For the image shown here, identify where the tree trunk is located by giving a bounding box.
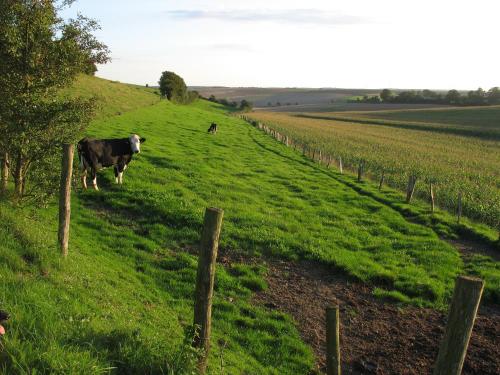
[14,153,26,198]
[1,152,8,194]
[406,175,417,203]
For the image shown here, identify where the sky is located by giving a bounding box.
[61,0,500,89]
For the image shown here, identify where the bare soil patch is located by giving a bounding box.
[251,259,500,375]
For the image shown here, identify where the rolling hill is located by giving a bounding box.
[1,76,498,374]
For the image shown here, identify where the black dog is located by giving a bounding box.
[208,123,218,134]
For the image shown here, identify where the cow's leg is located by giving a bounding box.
[118,163,126,184]
[91,168,99,191]
[81,169,88,190]
[114,165,119,184]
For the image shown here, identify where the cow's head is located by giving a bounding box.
[129,134,146,154]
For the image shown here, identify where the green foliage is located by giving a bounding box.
[380,89,393,102]
[376,87,500,106]
[239,99,253,112]
[0,0,109,202]
[158,71,197,104]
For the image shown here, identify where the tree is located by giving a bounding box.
[487,87,500,104]
[466,88,486,105]
[239,100,253,112]
[0,0,110,200]
[380,89,393,102]
[158,71,188,102]
[445,89,462,104]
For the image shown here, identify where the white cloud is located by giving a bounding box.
[167,9,368,26]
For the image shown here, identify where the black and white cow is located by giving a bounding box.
[207,122,218,134]
[77,134,146,190]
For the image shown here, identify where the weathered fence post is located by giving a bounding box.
[339,157,343,174]
[326,306,341,375]
[193,207,224,374]
[357,161,364,182]
[378,170,385,191]
[433,276,484,375]
[58,144,74,257]
[1,152,8,195]
[457,191,462,224]
[406,175,417,203]
[429,182,435,212]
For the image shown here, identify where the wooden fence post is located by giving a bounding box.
[58,144,74,257]
[457,191,462,224]
[357,161,364,182]
[429,182,435,212]
[378,170,385,191]
[406,175,417,203]
[326,306,341,375]
[339,157,343,174]
[433,276,484,375]
[193,207,224,374]
[1,152,8,195]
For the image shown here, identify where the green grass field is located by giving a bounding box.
[1,77,499,373]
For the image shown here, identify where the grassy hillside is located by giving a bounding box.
[248,110,500,228]
[62,74,160,118]
[1,77,499,373]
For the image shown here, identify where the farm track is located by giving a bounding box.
[251,259,500,375]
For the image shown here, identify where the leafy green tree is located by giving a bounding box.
[239,100,253,112]
[487,87,500,104]
[466,88,486,105]
[0,0,110,200]
[380,89,393,102]
[158,71,188,102]
[445,89,462,104]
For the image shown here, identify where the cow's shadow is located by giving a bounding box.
[77,175,202,248]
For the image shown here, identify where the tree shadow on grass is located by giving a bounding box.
[64,328,180,374]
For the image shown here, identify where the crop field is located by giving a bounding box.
[258,102,451,113]
[190,86,380,107]
[247,109,500,229]
[350,105,500,131]
[1,77,499,373]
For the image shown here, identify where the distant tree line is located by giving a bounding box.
[206,95,253,112]
[267,102,299,107]
[158,71,199,104]
[352,87,500,106]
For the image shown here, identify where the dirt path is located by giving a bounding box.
[252,259,500,375]
[448,238,500,262]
